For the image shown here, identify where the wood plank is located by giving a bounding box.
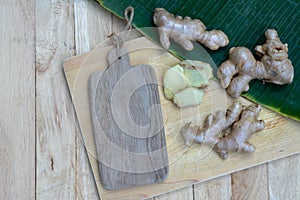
[231,164,269,200]
[268,154,300,199]
[74,1,110,199]
[0,1,35,199]
[76,137,99,200]
[36,1,77,199]
[74,0,113,55]
[154,186,193,200]
[63,36,300,199]
[194,176,231,200]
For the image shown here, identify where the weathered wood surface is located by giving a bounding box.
[194,175,232,200]
[268,154,300,199]
[0,1,35,199]
[36,1,77,199]
[154,186,193,200]
[74,1,115,199]
[231,164,269,200]
[1,0,300,199]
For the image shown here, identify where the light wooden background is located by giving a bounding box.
[1,0,299,199]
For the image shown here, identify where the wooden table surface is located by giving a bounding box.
[1,1,299,199]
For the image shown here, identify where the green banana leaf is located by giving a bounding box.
[97,0,300,121]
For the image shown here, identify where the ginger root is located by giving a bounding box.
[181,101,243,146]
[181,102,265,159]
[214,104,265,159]
[153,8,229,51]
[164,60,212,108]
[217,29,294,98]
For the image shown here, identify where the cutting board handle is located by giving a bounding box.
[107,48,130,68]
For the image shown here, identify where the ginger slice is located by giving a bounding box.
[163,60,212,108]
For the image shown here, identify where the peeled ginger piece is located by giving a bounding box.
[163,60,212,108]
[163,65,187,100]
[173,87,204,107]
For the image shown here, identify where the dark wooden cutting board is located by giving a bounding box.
[88,48,168,189]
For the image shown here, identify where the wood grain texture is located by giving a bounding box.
[231,164,269,200]
[194,176,232,200]
[74,1,111,199]
[36,1,77,199]
[268,155,300,199]
[76,138,99,200]
[154,186,193,200]
[0,1,35,199]
[74,0,113,55]
[89,48,168,189]
[63,35,300,199]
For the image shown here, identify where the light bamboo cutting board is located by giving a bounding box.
[63,36,300,200]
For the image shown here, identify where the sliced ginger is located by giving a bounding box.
[164,65,186,100]
[163,60,212,108]
[173,87,204,108]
